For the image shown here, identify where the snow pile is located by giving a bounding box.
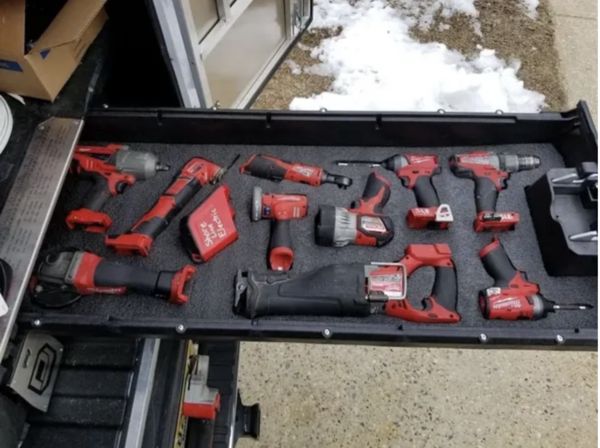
[520,0,539,19]
[290,0,545,113]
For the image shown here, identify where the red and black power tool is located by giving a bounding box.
[449,151,541,232]
[31,250,196,307]
[106,156,237,256]
[251,187,308,271]
[479,238,593,320]
[240,154,352,188]
[315,172,394,247]
[235,243,460,323]
[66,144,170,233]
[335,154,453,229]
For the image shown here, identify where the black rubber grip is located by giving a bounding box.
[361,173,390,213]
[270,220,293,254]
[431,266,458,312]
[238,264,371,318]
[474,177,499,212]
[413,176,440,207]
[481,242,518,287]
[244,155,287,181]
[94,260,176,298]
[83,174,114,211]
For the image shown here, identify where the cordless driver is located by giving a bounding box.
[479,238,593,320]
[335,154,453,229]
[66,144,169,233]
[31,250,196,307]
[252,187,308,271]
[316,172,394,247]
[241,154,352,188]
[449,151,541,232]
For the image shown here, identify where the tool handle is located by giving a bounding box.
[241,154,288,182]
[431,266,458,314]
[474,176,499,212]
[479,239,518,287]
[355,172,390,214]
[82,173,116,211]
[268,220,294,271]
[236,265,371,318]
[413,176,440,207]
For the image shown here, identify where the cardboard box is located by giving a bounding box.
[0,0,107,101]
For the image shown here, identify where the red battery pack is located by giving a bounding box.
[180,185,238,263]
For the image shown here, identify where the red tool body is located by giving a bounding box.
[32,250,196,307]
[479,238,592,320]
[180,185,238,263]
[66,144,169,233]
[252,187,308,271]
[335,154,453,229]
[241,154,352,188]
[316,172,394,247]
[235,244,460,323]
[449,151,540,232]
[106,157,228,256]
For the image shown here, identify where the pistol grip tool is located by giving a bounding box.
[479,238,593,320]
[240,154,352,188]
[235,244,460,323]
[449,151,541,232]
[316,171,394,247]
[334,154,453,229]
[106,156,237,256]
[66,144,169,233]
[31,250,196,307]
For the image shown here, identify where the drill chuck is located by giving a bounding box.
[497,154,541,173]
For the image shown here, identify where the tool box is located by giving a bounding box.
[10,104,597,349]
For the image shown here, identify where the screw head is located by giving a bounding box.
[555,334,565,344]
[319,107,328,113]
[176,324,185,334]
[322,328,332,339]
[32,319,41,328]
[479,333,488,343]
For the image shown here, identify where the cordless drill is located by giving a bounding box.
[31,250,196,307]
[316,172,394,247]
[335,154,453,229]
[106,156,237,256]
[252,187,308,271]
[479,238,592,320]
[449,151,541,232]
[241,154,352,188]
[66,144,169,233]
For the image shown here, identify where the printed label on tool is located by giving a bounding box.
[360,216,387,233]
[199,208,229,247]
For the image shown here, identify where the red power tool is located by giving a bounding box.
[316,172,394,247]
[66,144,169,233]
[235,244,460,323]
[334,154,453,229]
[479,238,593,320]
[449,151,541,232]
[31,250,196,307]
[251,187,308,271]
[240,154,352,188]
[106,156,238,256]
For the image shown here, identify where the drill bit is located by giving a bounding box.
[334,159,384,167]
[552,303,594,311]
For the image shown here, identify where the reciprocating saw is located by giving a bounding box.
[66,144,169,233]
[449,151,541,232]
[335,154,453,229]
[235,244,460,323]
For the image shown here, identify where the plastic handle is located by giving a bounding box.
[94,259,162,294]
[243,155,287,182]
[269,220,294,271]
[358,172,391,214]
[480,240,518,287]
[83,173,115,211]
[430,266,458,314]
[474,177,499,212]
[413,176,440,207]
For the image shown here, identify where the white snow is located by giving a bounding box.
[519,0,539,19]
[285,60,302,75]
[290,0,546,113]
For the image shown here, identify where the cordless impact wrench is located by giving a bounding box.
[235,244,460,323]
[106,156,237,256]
[66,144,169,233]
[479,238,593,320]
[31,250,196,307]
[334,154,453,229]
[449,151,541,232]
[252,187,308,271]
[316,172,394,247]
[240,154,352,188]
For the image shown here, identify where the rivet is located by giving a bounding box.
[322,328,332,339]
[32,319,41,328]
[555,334,565,344]
[176,324,186,334]
[479,333,488,343]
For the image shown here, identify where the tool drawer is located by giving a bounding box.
[17,106,598,348]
